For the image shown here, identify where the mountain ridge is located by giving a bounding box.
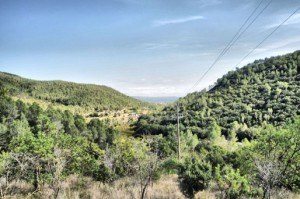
[0,72,150,111]
[135,50,300,140]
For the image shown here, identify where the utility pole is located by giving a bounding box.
[175,102,183,161]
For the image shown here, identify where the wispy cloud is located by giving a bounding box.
[252,35,300,52]
[265,13,300,29]
[234,36,300,68]
[142,43,179,50]
[153,15,205,26]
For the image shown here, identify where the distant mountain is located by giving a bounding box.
[135,50,300,140]
[133,96,179,104]
[0,72,149,111]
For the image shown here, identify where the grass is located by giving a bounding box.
[1,175,184,199]
[2,175,300,199]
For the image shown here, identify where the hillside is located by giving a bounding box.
[1,53,300,199]
[0,72,150,112]
[135,50,300,140]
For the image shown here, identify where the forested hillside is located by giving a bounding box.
[135,50,300,140]
[1,52,300,199]
[0,72,149,111]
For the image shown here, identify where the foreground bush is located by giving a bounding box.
[178,155,212,198]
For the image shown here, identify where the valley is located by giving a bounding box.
[1,51,300,198]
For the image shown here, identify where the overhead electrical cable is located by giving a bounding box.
[188,0,271,93]
[225,0,273,55]
[234,6,300,68]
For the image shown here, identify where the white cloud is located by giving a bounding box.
[230,35,300,69]
[185,52,212,57]
[285,13,300,25]
[265,13,300,29]
[253,36,300,52]
[153,15,205,26]
[142,43,178,50]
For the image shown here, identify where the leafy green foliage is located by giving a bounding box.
[178,155,212,198]
[0,124,8,151]
[251,121,300,196]
[88,119,118,149]
[135,50,300,141]
[0,72,150,111]
[0,94,117,189]
[1,51,300,198]
[215,165,251,199]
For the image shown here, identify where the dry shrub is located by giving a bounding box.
[2,175,300,199]
[194,190,216,199]
[0,179,34,197]
[51,174,185,199]
[145,174,185,199]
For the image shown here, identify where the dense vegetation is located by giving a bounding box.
[1,51,300,198]
[135,50,300,141]
[0,91,163,198]
[1,88,299,198]
[0,72,149,111]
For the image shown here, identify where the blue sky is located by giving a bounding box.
[1,0,300,97]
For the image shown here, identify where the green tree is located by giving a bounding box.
[26,102,43,133]
[178,155,212,198]
[0,97,17,123]
[8,131,55,189]
[134,136,161,199]
[61,110,78,135]
[215,165,251,199]
[88,119,107,149]
[0,124,8,151]
[207,121,222,143]
[74,114,88,137]
[252,121,300,198]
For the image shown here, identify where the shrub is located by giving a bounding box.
[178,155,212,198]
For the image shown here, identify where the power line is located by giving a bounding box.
[202,0,273,91]
[188,0,270,93]
[234,6,300,68]
[212,0,271,69]
[225,0,273,55]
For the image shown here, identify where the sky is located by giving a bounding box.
[0,0,300,97]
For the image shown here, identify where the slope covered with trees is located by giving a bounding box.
[1,51,300,198]
[0,91,163,198]
[135,50,300,140]
[0,72,149,111]
[1,84,300,198]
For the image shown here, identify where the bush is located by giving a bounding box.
[160,158,179,174]
[178,155,212,198]
[215,165,251,199]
